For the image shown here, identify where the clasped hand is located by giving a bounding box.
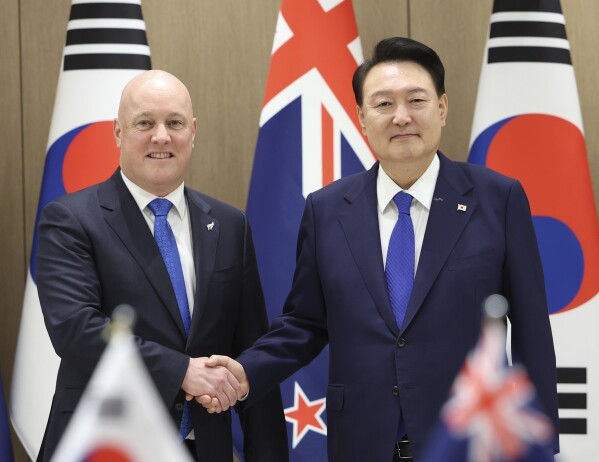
[182,356,248,414]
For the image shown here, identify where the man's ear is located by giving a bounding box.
[439,94,448,127]
[113,118,122,148]
[356,105,366,135]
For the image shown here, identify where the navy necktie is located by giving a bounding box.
[148,198,192,440]
[385,191,414,330]
[385,191,414,441]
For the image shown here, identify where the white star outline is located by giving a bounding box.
[284,381,327,448]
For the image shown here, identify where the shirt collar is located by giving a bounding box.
[120,170,187,220]
[377,153,440,213]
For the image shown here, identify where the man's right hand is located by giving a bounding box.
[197,355,249,413]
[181,357,241,412]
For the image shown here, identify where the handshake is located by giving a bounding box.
[181,355,248,414]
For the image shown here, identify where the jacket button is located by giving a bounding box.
[397,337,406,347]
[392,386,400,396]
[175,402,184,411]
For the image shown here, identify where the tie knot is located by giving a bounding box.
[148,198,173,217]
[393,191,412,215]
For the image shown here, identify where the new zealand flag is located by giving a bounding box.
[241,0,375,459]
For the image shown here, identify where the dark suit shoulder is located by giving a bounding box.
[464,161,516,184]
[43,182,104,217]
[310,164,377,202]
[438,153,523,204]
[443,154,517,187]
[185,188,247,223]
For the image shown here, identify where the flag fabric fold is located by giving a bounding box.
[10,1,151,458]
[468,1,599,459]
[50,321,192,462]
[242,0,374,459]
[420,320,555,462]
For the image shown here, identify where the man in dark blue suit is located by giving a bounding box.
[205,37,559,461]
[36,70,288,462]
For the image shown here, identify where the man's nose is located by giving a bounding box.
[392,105,411,125]
[152,123,170,143]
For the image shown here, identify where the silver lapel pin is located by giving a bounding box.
[206,222,214,231]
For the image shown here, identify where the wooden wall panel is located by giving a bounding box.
[0,0,26,459]
[562,0,599,213]
[21,0,71,263]
[0,0,24,371]
[355,0,409,62]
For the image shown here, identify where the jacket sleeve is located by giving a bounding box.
[503,180,560,453]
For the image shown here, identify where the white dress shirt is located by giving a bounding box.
[121,171,196,316]
[377,154,440,274]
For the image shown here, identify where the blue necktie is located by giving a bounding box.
[148,198,192,440]
[385,191,415,329]
[385,191,414,441]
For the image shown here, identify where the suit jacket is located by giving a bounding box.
[238,153,559,461]
[36,170,288,462]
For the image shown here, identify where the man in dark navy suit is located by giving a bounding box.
[204,37,559,461]
[36,70,288,462]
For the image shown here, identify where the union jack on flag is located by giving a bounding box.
[420,321,554,462]
[241,0,374,459]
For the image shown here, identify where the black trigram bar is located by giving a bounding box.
[559,418,587,434]
[488,46,571,64]
[493,0,562,14]
[66,28,148,46]
[70,3,143,20]
[557,368,587,434]
[558,393,587,409]
[490,21,567,39]
[557,367,586,384]
[64,53,151,71]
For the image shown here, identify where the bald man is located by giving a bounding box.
[36,70,288,462]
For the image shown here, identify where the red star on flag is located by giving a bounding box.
[284,381,327,448]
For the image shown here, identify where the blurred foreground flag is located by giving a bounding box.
[0,372,14,462]
[420,305,554,462]
[468,1,599,458]
[244,0,374,459]
[51,310,192,462]
[10,1,151,458]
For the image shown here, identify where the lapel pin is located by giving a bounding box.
[433,197,443,202]
[457,204,467,212]
[207,222,214,231]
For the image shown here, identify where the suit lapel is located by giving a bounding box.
[401,153,477,331]
[186,189,218,340]
[99,170,187,338]
[338,163,400,336]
